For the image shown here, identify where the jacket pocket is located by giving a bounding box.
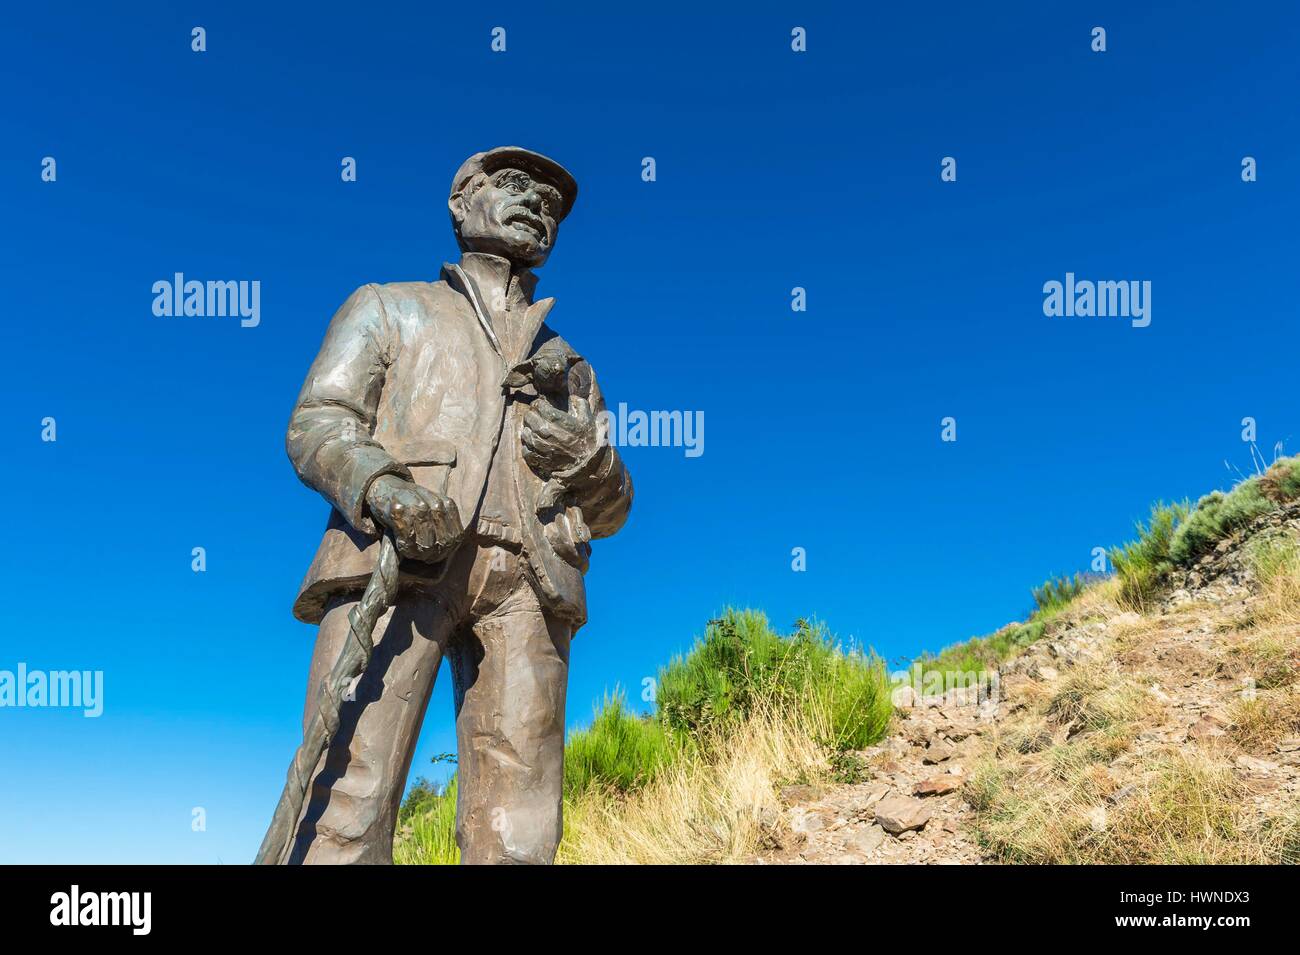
[393,436,458,496]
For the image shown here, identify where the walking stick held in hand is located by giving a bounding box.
[254,531,401,864]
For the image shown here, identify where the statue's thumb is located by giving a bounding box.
[570,395,593,425]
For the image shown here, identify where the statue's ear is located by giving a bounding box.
[448,191,467,225]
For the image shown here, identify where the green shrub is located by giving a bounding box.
[1258,455,1300,503]
[400,777,445,823]
[656,611,893,750]
[1169,481,1277,565]
[1109,500,1189,611]
[1031,573,1089,620]
[563,692,678,796]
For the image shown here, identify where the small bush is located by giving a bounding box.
[563,692,678,796]
[1031,573,1089,619]
[828,748,869,783]
[656,611,892,751]
[399,770,454,823]
[1257,455,1300,503]
[1169,481,1276,566]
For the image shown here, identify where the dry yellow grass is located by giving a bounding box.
[1229,691,1300,752]
[1067,576,1123,622]
[966,539,1300,865]
[556,701,832,865]
[1226,541,1300,692]
[971,737,1297,863]
[1099,751,1279,864]
[1044,664,1162,735]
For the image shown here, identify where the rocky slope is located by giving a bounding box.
[762,501,1300,865]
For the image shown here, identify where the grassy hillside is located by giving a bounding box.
[942,455,1300,863]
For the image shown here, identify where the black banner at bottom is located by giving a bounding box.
[0,864,1283,940]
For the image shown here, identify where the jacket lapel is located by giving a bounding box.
[443,262,502,357]
[519,298,555,361]
[444,261,556,367]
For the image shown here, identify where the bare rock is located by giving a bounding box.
[792,809,829,834]
[923,738,956,764]
[1235,755,1279,775]
[914,774,965,797]
[1188,715,1227,742]
[859,783,891,809]
[846,825,888,855]
[873,795,933,835]
[779,784,823,806]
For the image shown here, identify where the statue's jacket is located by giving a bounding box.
[286,252,632,628]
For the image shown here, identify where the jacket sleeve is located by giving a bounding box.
[285,284,411,535]
[561,362,633,539]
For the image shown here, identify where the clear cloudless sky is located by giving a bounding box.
[2,2,1297,862]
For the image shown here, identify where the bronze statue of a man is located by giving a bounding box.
[273,147,632,864]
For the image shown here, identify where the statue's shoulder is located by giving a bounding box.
[365,278,451,297]
[362,279,459,316]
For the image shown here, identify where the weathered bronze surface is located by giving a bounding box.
[259,147,632,864]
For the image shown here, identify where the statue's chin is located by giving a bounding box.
[463,234,548,268]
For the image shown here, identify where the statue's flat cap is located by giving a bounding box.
[451,147,578,221]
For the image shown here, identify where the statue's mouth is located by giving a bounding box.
[504,209,545,239]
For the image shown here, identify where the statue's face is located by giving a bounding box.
[453,168,563,267]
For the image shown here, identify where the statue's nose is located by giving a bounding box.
[520,188,545,212]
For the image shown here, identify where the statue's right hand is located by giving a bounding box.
[364,475,465,563]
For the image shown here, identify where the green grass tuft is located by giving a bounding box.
[1109,500,1189,611]
[394,776,459,865]
[918,620,1046,679]
[1032,573,1088,618]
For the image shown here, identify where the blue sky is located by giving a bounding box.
[2,2,1297,862]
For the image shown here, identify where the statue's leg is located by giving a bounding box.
[449,571,572,864]
[287,592,455,864]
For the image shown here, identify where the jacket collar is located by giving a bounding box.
[454,252,538,310]
[442,253,552,363]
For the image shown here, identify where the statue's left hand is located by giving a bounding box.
[522,399,599,477]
